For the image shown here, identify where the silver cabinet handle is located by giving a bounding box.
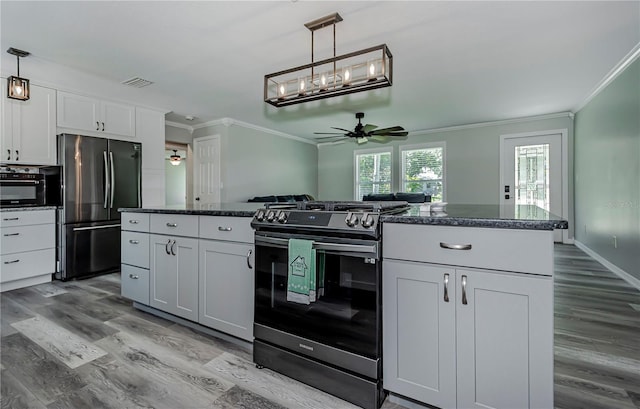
[165,239,171,255]
[101,122,105,132]
[6,149,10,161]
[96,121,100,131]
[4,259,20,264]
[461,275,468,305]
[15,150,18,161]
[247,249,253,269]
[129,273,139,279]
[3,232,20,236]
[166,223,177,228]
[129,239,139,244]
[129,220,139,224]
[3,217,19,221]
[170,240,177,256]
[444,273,450,302]
[218,226,232,232]
[440,242,472,251]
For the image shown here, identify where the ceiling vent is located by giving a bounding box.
[121,77,154,88]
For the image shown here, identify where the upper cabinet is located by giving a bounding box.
[1,79,57,165]
[57,91,135,137]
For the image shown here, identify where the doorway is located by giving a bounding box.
[193,135,221,204]
[165,142,188,206]
[500,130,568,243]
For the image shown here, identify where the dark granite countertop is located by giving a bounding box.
[118,203,264,217]
[0,206,58,212]
[381,204,569,230]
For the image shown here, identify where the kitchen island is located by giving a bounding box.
[120,202,567,409]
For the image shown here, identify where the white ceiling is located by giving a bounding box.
[1,1,638,141]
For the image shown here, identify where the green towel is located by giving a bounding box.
[287,238,315,304]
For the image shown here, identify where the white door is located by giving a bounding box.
[193,135,221,204]
[501,132,565,242]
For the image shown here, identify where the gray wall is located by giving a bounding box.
[165,125,193,144]
[193,124,318,203]
[574,58,640,280]
[318,115,573,205]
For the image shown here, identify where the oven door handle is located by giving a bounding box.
[255,235,377,255]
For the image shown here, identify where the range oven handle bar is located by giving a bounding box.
[255,235,377,255]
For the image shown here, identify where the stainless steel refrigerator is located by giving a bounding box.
[57,133,141,280]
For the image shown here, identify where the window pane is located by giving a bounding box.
[355,151,391,200]
[514,144,549,211]
[401,146,444,201]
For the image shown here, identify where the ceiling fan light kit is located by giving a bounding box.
[6,47,31,101]
[169,150,182,166]
[264,13,393,107]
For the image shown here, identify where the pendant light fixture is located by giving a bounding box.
[169,150,182,166]
[6,47,31,101]
[264,13,393,107]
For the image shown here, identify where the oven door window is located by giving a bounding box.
[255,244,380,359]
[1,184,38,201]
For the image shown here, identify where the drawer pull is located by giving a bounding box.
[443,273,450,302]
[165,239,171,255]
[218,226,232,232]
[166,223,178,228]
[3,217,19,221]
[129,239,139,244]
[440,242,472,251]
[3,233,20,237]
[4,259,20,264]
[129,274,139,279]
[247,249,253,269]
[461,275,468,305]
[170,240,177,256]
[129,220,139,224]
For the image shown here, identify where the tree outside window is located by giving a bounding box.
[355,149,391,200]
[401,144,445,202]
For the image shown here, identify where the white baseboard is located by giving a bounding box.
[573,240,640,291]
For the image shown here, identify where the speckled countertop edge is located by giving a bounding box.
[118,207,256,217]
[0,206,58,212]
[380,214,568,230]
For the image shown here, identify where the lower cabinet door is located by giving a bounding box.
[121,264,149,304]
[382,259,457,408]
[455,269,553,409]
[198,240,254,341]
[149,234,198,321]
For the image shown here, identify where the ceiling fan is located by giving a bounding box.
[314,112,408,144]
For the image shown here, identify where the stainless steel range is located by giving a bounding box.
[251,201,409,409]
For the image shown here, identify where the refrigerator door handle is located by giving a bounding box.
[103,151,110,209]
[109,151,115,208]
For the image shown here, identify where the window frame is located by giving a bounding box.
[399,142,446,202]
[353,147,393,201]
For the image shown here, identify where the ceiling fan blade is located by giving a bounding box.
[363,124,378,133]
[369,126,404,135]
[383,131,409,137]
[315,135,345,139]
[314,132,345,135]
[331,127,353,133]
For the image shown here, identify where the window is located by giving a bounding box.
[354,148,392,200]
[401,143,445,202]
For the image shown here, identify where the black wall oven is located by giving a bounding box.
[252,201,409,409]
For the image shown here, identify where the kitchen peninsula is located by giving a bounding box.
[119,202,567,409]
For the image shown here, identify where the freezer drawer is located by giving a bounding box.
[60,222,121,280]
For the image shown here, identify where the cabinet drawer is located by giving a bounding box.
[150,214,198,237]
[1,224,55,255]
[121,264,149,304]
[121,231,149,268]
[1,248,55,283]
[121,212,150,232]
[1,209,55,228]
[383,224,553,275]
[199,216,253,243]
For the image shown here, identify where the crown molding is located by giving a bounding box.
[409,112,574,136]
[574,43,640,113]
[165,121,194,134]
[191,117,316,145]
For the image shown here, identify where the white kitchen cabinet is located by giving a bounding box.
[149,234,198,321]
[382,224,554,409]
[0,209,55,291]
[198,215,255,341]
[199,240,254,341]
[1,79,57,165]
[57,91,135,137]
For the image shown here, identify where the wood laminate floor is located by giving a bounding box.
[1,244,639,409]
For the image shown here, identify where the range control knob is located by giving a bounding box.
[266,210,276,222]
[255,210,265,222]
[345,211,359,227]
[277,211,288,223]
[361,213,374,228]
